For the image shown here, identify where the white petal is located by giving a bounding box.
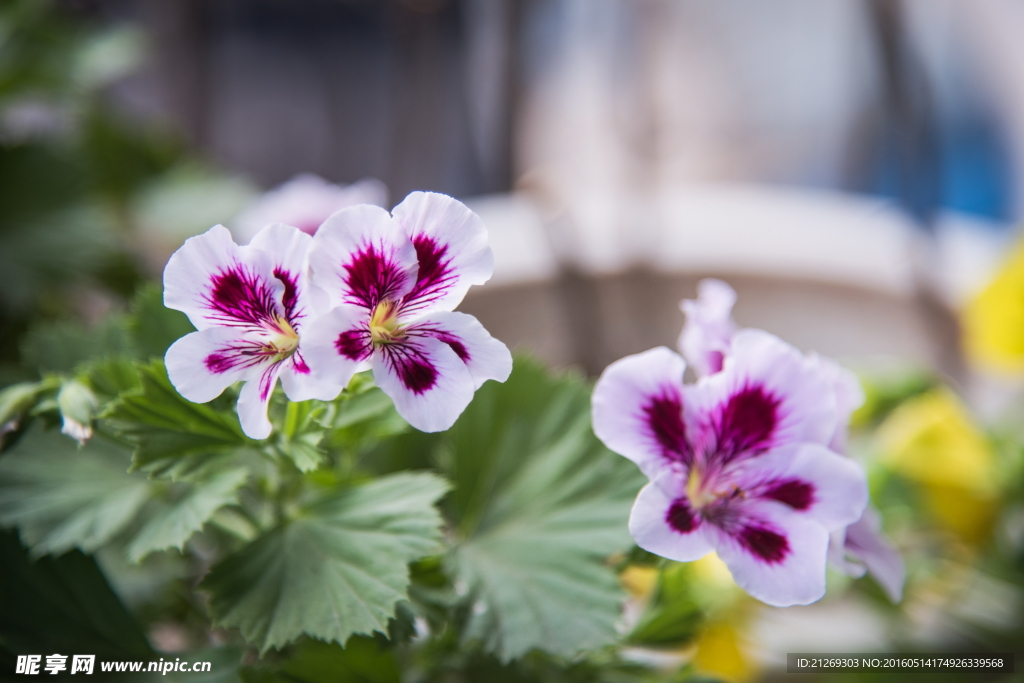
[371,335,474,433]
[236,364,282,440]
[165,328,261,403]
[309,204,418,312]
[808,353,865,453]
[843,507,905,603]
[711,500,830,607]
[409,311,511,389]
[391,192,493,316]
[678,278,737,377]
[592,347,691,478]
[628,472,715,562]
[248,222,325,325]
[298,305,369,395]
[686,329,837,463]
[734,442,869,532]
[279,352,344,402]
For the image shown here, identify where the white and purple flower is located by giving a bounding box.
[299,192,512,433]
[630,278,904,603]
[593,331,869,606]
[163,224,340,439]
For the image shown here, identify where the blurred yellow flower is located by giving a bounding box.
[693,620,758,683]
[963,237,1024,372]
[876,388,998,543]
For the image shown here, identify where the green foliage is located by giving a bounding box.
[126,467,249,563]
[0,425,150,555]
[202,472,450,653]
[627,564,703,647]
[0,530,153,660]
[376,358,646,662]
[244,638,401,683]
[103,360,250,475]
[129,284,195,360]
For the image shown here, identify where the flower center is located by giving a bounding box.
[369,300,404,344]
[686,467,742,510]
[263,315,299,357]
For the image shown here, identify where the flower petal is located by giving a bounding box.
[236,363,283,440]
[592,347,692,478]
[808,353,865,453]
[278,352,343,402]
[735,443,868,532]
[371,334,474,432]
[310,204,418,312]
[164,225,284,332]
[628,472,715,562]
[711,500,830,606]
[687,329,837,464]
[839,507,905,603]
[391,192,493,316]
[678,278,738,377]
[248,223,321,329]
[298,304,369,395]
[165,328,264,403]
[410,311,512,389]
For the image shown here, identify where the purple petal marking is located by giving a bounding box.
[335,328,372,361]
[258,363,279,402]
[205,265,279,327]
[400,235,456,315]
[666,498,698,533]
[764,479,815,511]
[738,524,790,564]
[343,245,410,311]
[205,352,240,374]
[717,384,780,460]
[273,267,302,326]
[430,330,470,362]
[291,351,311,375]
[643,391,691,465]
[381,343,438,394]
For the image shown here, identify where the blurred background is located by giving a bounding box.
[2,0,1024,681]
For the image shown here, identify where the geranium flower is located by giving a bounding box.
[679,278,904,601]
[592,331,868,606]
[302,192,512,432]
[678,278,738,377]
[231,174,388,243]
[164,224,339,439]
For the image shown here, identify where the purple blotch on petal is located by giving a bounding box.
[343,245,408,310]
[273,267,301,325]
[666,498,698,533]
[764,479,815,511]
[738,525,790,564]
[205,353,238,374]
[336,329,372,361]
[291,351,311,375]
[206,266,279,327]
[401,235,456,314]
[643,391,691,464]
[717,384,780,460]
[382,344,438,394]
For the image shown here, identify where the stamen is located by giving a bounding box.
[369,300,404,344]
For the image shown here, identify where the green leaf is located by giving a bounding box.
[126,467,249,563]
[626,564,703,647]
[0,530,154,659]
[245,637,400,683]
[202,472,449,653]
[103,360,249,474]
[378,358,645,661]
[128,283,195,360]
[0,425,151,555]
[84,356,142,401]
[0,378,57,440]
